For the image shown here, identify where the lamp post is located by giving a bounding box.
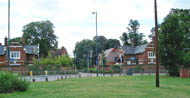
[154,0,159,87]
[92,11,98,77]
[8,0,11,71]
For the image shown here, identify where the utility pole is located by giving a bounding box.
[154,0,160,87]
[8,0,11,71]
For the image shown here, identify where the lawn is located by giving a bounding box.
[0,75,190,98]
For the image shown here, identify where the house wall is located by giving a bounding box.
[2,46,26,66]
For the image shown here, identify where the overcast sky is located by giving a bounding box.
[0,0,189,57]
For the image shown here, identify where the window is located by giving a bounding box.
[148,52,155,58]
[127,61,131,65]
[10,51,20,59]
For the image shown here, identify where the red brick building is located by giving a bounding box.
[98,41,155,66]
[122,41,155,65]
[0,37,39,71]
[50,46,68,58]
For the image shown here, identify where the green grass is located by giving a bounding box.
[1,76,190,98]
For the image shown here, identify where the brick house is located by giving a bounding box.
[98,48,124,66]
[0,37,39,71]
[50,46,68,58]
[122,41,155,65]
[98,41,155,66]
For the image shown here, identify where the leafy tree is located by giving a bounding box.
[148,24,160,40]
[22,20,57,57]
[10,37,22,44]
[105,39,120,49]
[120,19,147,46]
[159,9,189,76]
[74,39,96,69]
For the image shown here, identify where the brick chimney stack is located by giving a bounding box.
[5,37,8,46]
[22,37,25,46]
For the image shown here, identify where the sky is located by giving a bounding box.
[0,0,190,57]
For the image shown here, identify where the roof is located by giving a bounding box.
[24,45,39,55]
[50,47,68,58]
[104,48,114,57]
[122,44,148,54]
[0,46,5,55]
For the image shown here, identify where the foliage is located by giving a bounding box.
[0,71,29,93]
[134,66,142,73]
[159,9,190,76]
[74,37,120,69]
[112,64,120,72]
[120,19,147,46]
[183,52,190,68]
[30,53,73,72]
[22,20,57,57]
[10,37,22,44]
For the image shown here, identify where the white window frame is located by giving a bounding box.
[10,51,21,59]
[148,52,155,58]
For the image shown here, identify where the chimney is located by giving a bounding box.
[5,37,8,46]
[22,37,25,45]
[0,43,1,46]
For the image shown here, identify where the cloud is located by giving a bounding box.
[0,0,190,56]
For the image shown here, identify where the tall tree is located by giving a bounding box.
[120,19,147,46]
[105,39,120,49]
[10,37,22,44]
[22,20,57,57]
[159,9,190,76]
[73,39,96,69]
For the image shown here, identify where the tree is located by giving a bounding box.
[22,20,57,57]
[105,39,120,49]
[10,37,22,44]
[148,24,160,40]
[120,19,147,46]
[74,39,96,69]
[159,9,190,76]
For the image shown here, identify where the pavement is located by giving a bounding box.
[23,72,167,82]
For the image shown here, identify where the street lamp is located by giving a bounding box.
[92,11,99,77]
[8,0,11,71]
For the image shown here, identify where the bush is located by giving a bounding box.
[112,64,120,72]
[0,71,29,93]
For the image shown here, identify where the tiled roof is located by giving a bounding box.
[122,44,148,54]
[104,48,113,57]
[0,46,5,55]
[24,45,39,55]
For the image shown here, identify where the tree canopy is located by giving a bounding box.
[22,20,57,57]
[74,36,120,69]
[120,19,147,46]
[159,9,190,76]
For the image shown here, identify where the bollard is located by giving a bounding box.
[61,76,63,80]
[103,73,105,77]
[57,77,60,81]
[65,75,67,79]
[79,74,81,78]
[45,77,48,82]
[32,78,35,82]
[111,73,113,77]
[30,71,33,77]
[69,75,71,78]
[90,73,92,77]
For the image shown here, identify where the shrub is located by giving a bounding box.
[112,64,120,72]
[0,71,29,93]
